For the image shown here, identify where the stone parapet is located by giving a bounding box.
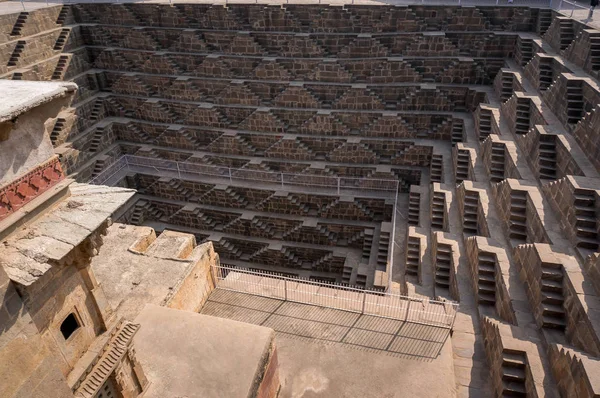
[584,253,600,297]
[481,315,558,398]
[548,343,600,398]
[514,243,600,356]
[573,104,600,175]
[542,175,600,256]
[514,124,589,181]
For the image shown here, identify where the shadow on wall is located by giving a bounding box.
[0,97,70,186]
[0,279,25,338]
[201,288,451,361]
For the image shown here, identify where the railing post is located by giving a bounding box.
[281,173,284,188]
[284,279,288,301]
[209,265,217,290]
[361,290,367,314]
[337,177,340,194]
[404,298,412,322]
[228,167,232,183]
[449,304,457,332]
[176,162,181,179]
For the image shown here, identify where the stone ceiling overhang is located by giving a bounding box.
[0,80,77,124]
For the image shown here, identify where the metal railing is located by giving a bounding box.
[558,0,593,18]
[91,154,400,286]
[90,154,399,194]
[89,156,128,185]
[212,264,459,329]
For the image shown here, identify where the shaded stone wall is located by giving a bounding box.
[0,266,73,398]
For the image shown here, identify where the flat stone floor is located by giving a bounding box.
[201,288,456,397]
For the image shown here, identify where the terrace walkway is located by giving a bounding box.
[201,288,457,397]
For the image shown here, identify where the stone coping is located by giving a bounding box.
[0,183,135,286]
[0,80,77,123]
[132,304,275,398]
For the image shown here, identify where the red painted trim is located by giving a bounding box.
[0,156,64,221]
[257,347,280,398]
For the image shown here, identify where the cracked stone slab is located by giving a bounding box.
[0,246,52,286]
[0,184,135,286]
[11,235,73,262]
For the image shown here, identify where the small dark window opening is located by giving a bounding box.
[60,313,80,340]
